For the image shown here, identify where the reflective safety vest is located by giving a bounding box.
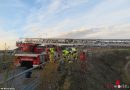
[73,53,77,58]
[72,48,76,52]
[50,48,54,54]
[49,53,54,62]
[48,48,54,62]
[63,50,69,55]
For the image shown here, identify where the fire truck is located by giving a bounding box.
[14,38,63,67]
[14,38,130,68]
[14,41,49,67]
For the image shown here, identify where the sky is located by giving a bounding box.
[0,0,130,49]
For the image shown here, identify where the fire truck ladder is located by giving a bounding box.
[17,38,130,47]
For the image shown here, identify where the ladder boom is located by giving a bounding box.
[17,38,130,47]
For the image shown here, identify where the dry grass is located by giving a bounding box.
[121,60,130,84]
[37,62,59,90]
[0,55,15,73]
[37,48,130,90]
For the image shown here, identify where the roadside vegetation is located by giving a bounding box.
[37,48,130,90]
[0,45,15,88]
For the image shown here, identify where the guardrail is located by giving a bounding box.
[0,62,47,90]
[22,78,40,90]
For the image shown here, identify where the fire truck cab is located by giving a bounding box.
[14,41,48,67]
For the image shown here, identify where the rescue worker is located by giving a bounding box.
[45,47,50,62]
[58,56,65,71]
[66,48,75,75]
[71,47,76,51]
[80,51,87,73]
[71,47,78,61]
[62,49,69,62]
[46,47,49,54]
[49,48,55,63]
[58,48,68,72]
[54,49,58,62]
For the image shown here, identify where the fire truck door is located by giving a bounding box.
[40,54,44,63]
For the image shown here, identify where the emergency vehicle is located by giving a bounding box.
[14,38,63,67]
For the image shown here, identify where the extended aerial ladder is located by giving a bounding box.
[17,38,130,47]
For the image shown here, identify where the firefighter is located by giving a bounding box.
[80,51,86,62]
[58,56,65,71]
[58,49,68,72]
[67,48,75,75]
[62,49,69,62]
[71,47,78,61]
[46,47,49,54]
[45,47,50,62]
[71,47,77,52]
[80,51,87,73]
[54,49,59,62]
[49,48,55,63]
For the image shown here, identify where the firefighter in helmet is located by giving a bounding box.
[49,48,55,63]
[62,49,69,62]
[71,47,78,61]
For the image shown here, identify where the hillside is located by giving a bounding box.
[37,49,130,90]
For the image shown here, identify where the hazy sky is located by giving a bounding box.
[0,0,130,49]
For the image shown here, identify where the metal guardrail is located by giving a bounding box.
[0,62,47,89]
[21,78,40,90]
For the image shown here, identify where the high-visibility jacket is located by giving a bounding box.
[49,54,53,62]
[72,48,76,52]
[49,48,55,62]
[50,48,54,54]
[63,50,69,55]
[73,53,77,58]
[49,53,54,62]
[62,50,70,62]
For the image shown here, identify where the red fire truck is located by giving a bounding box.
[14,41,49,67]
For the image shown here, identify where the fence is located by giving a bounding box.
[0,62,47,90]
[22,78,40,90]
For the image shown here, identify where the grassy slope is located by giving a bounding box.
[37,49,130,90]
